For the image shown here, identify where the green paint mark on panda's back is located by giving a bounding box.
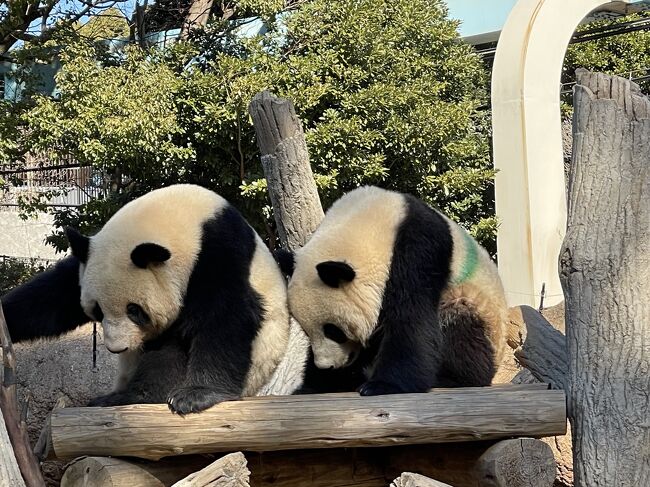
[455,228,478,284]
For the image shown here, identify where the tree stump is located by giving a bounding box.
[560,69,650,486]
[249,90,324,250]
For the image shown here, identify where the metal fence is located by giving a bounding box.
[0,153,107,210]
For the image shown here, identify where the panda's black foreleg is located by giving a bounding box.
[87,344,187,407]
[166,327,248,415]
[2,256,90,342]
[358,294,444,396]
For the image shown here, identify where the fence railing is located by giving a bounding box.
[0,154,107,209]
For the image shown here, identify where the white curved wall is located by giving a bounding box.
[491,0,632,307]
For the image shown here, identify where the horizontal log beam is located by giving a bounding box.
[50,386,566,460]
[60,438,557,487]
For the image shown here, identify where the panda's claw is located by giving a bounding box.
[358,380,403,396]
[167,386,235,415]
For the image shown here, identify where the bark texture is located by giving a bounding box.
[560,69,650,486]
[249,91,326,394]
[0,407,26,487]
[48,386,566,461]
[506,305,568,390]
[249,91,324,250]
[0,303,45,487]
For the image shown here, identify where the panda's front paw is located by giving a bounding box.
[358,380,404,396]
[167,386,235,415]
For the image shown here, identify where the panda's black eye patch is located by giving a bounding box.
[92,303,104,322]
[127,303,150,327]
[323,323,348,344]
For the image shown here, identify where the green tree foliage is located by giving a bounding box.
[78,7,131,41]
[0,257,50,295]
[563,12,650,109]
[6,0,494,252]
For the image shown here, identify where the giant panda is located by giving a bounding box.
[2,184,290,414]
[277,186,507,395]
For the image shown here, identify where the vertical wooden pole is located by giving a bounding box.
[560,70,650,486]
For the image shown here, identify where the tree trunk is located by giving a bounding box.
[248,91,324,250]
[249,91,325,394]
[560,69,650,486]
[180,0,215,39]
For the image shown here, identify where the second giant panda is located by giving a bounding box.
[277,186,507,395]
[2,184,290,414]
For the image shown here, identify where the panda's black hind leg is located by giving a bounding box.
[437,302,499,387]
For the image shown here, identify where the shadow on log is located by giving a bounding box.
[59,439,556,487]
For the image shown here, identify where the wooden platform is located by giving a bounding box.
[49,384,566,461]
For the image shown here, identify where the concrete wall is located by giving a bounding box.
[0,210,60,260]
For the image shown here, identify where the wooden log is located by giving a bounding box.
[248,91,324,396]
[0,302,45,487]
[560,70,650,486]
[59,438,557,487]
[248,90,324,250]
[48,386,565,461]
[61,456,214,487]
[61,457,165,487]
[391,473,452,487]
[34,395,70,461]
[506,305,568,390]
[0,407,26,487]
[477,438,556,487]
[171,452,249,486]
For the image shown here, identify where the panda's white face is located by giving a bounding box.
[287,259,380,369]
[69,185,228,354]
[286,186,406,370]
[78,244,181,353]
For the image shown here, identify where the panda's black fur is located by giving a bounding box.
[279,186,507,396]
[2,185,289,414]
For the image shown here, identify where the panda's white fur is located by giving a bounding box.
[244,235,292,396]
[285,186,507,395]
[80,185,223,355]
[288,188,406,368]
[4,184,290,414]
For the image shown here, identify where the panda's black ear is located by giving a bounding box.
[65,227,90,263]
[316,261,355,288]
[131,243,171,269]
[273,248,295,277]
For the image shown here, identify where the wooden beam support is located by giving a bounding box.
[58,438,557,487]
[0,302,45,487]
[171,453,249,486]
[49,385,565,461]
[506,305,568,390]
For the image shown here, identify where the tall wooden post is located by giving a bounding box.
[560,70,650,486]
